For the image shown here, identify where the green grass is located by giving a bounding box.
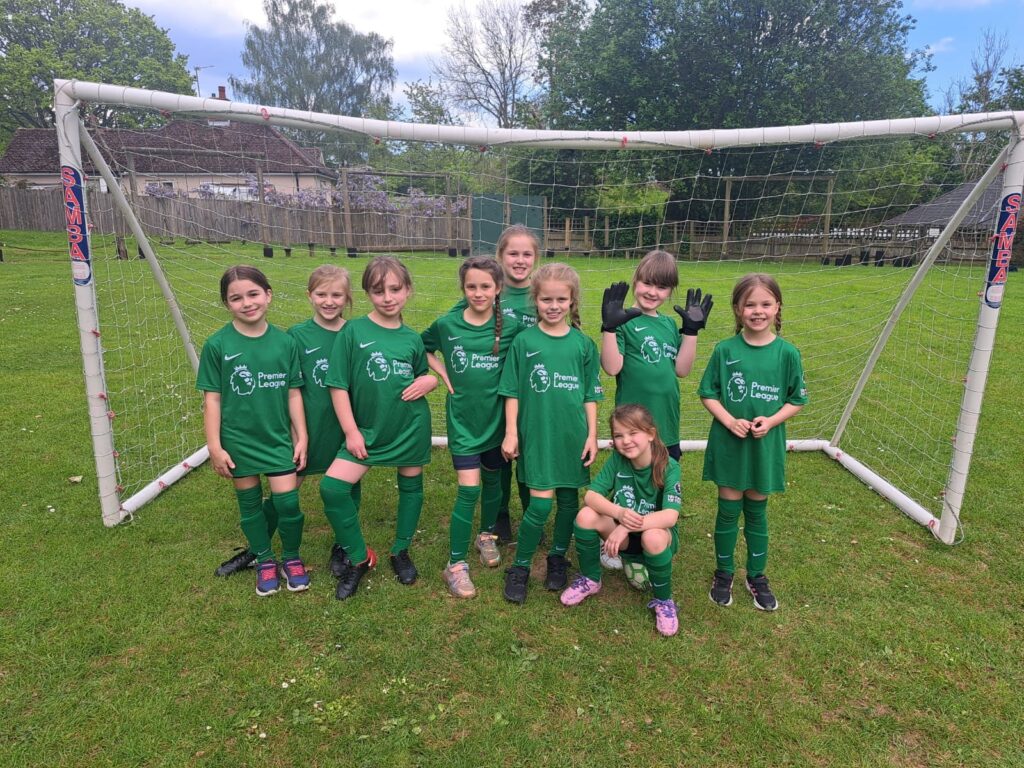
[1,230,1022,767]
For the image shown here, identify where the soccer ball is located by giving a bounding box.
[622,559,650,591]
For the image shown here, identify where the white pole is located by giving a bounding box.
[936,131,1024,544]
[53,87,127,526]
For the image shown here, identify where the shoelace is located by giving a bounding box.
[258,563,277,579]
[648,599,676,618]
[569,576,594,593]
[285,561,305,577]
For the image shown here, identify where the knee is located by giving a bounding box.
[575,506,601,529]
[641,528,670,554]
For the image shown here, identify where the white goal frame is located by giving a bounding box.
[54,79,1022,541]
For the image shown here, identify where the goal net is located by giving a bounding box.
[53,80,1022,541]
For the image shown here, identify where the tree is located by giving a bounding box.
[531,0,930,131]
[0,0,193,150]
[432,0,540,128]
[230,0,395,119]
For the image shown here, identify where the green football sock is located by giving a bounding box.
[352,478,362,514]
[743,496,769,577]
[319,476,367,564]
[273,489,304,561]
[573,523,602,582]
[236,485,273,563]
[263,496,278,538]
[449,484,481,565]
[714,497,743,574]
[517,479,531,519]
[550,487,579,556]
[393,473,423,554]
[479,467,501,533]
[645,547,674,600]
[497,462,512,519]
[513,496,553,568]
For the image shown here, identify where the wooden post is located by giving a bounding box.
[563,217,571,251]
[823,176,834,261]
[689,220,696,260]
[339,170,353,254]
[722,178,732,259]
[542,197,549,253]
[256,167,269,250]
[445,175,453,254]
[604,216,610,254]
[583,215,590,250]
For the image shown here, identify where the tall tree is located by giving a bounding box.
[432,0,540,128]
[230,0,395,118]
[0,0,193,149]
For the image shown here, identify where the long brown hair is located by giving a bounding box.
[632,249,678,292]
[732,272,783,334]
[362,254,413,293]
[530,262,582,330]
[459,255,505,354]
[610,404,669,489]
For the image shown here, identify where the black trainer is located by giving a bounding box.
[503,565,530,604]
[215,547,256,577]
[493,513,513,544]
[329,543,351,578]
[335,547,376,600]
[389,549,418,585]
[745,574,779,611]
[544,554,569,591]
[709,569,734,607]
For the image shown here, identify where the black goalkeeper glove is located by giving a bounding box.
[674,288,714,336]
[600,281,642,332]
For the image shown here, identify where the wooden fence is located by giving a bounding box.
[0,188,473,253]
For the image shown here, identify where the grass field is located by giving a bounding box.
[1,230,1022,767]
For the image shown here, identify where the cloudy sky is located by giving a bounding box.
[126,0,1023,116]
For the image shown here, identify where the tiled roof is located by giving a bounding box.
[883,175,1004,229]
[0,121,334,178]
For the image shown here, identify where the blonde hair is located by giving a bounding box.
[610,404,669,489]
[307,264,352,316]
[732,272,783,334]
[496,225,540,262]
[459,256,505,355]
[530,262,582,330]
[632,249,678,292]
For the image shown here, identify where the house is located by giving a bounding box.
[0,118,336,198]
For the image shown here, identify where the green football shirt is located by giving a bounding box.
[421,310,523,456]
[326,316,432,467]
[288,318,342,475]
[196,322,303,477]
[614,312,682,446]
[698,334,808,494]
[498,325,604,489]
[450,283,536,327]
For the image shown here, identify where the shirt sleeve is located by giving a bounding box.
[325,323,351,390]
[421,318,441,354]
[286,333,304,389]
[697,343,722,399]
[195,335,222,392]
[582,336,604,403]
[412,334,428,377]
[662,459,682,511]
[785,344,809,406]
[497,335,521,398]
[590,452,617,497]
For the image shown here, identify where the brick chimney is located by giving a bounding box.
[217,85,227,100]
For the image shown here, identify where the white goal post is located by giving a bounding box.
[53,79,1022,542]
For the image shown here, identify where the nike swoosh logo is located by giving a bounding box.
[616,473,632,478]
[526,350,540,358]
[447,335,461,341]
[634,326,648,331]
[224,353,242,361]
[750,551,765,558]
[359,341,376,349]
[726,358,741,365]
[304,347,321,354]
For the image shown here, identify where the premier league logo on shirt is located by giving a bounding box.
[230,364,256,396]
[450,344,469,374]
[312,358,329,388]
[614,485,637,510]
[366,351,390,382]
[640,335,662,364]
[529,363,551,393]
[727,370,748,403]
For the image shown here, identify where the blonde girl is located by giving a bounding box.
[498,262,603,604]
